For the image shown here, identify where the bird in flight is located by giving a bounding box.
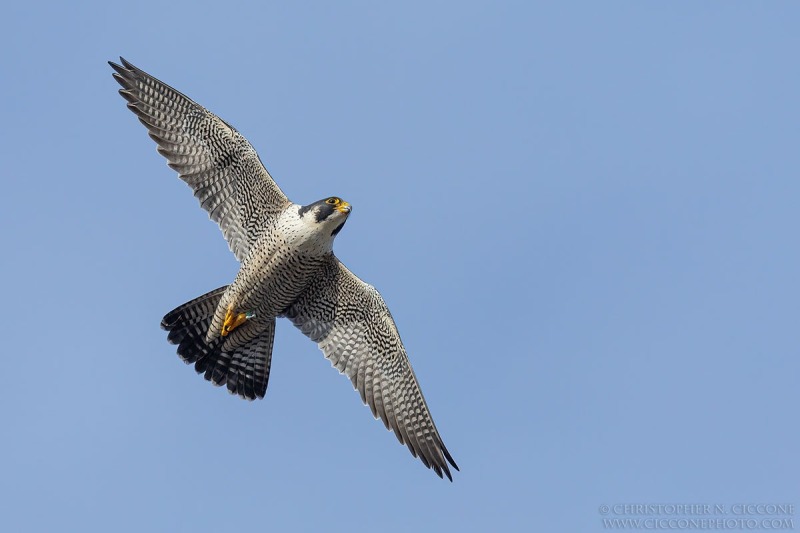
[109,58,458,480]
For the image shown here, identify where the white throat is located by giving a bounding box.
[276,204,337,256]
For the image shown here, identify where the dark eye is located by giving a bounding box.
[326,197,339,205]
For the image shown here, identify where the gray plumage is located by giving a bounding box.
[110,58,458,480]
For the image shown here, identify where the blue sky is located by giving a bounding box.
[2,2,798,531]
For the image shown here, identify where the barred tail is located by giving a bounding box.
[161,286,275,400]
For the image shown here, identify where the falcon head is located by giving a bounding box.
[299,196,352,237]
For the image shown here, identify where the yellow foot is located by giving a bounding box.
[221,304,254,336]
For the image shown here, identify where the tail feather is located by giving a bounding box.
[226,325,276,400]
[161,287,275,400]
[162,286,227,364]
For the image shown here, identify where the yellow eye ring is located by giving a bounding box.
[326,197,339,205]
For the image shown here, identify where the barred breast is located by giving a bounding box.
[208,205,333,348]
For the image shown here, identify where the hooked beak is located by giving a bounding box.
[336,201,351,214]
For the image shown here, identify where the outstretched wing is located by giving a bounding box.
[110,57,291,261]
[285,256,459,480]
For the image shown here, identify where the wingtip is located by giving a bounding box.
[108,57,138,78]
[430,460,454,482]
[444,467,453,482]
[445,451,460,472]
[108,57,126,72]
[438,437,459,472]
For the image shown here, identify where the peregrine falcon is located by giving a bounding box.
[110,58,458,480]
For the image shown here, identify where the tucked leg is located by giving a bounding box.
[221,303,256,336]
